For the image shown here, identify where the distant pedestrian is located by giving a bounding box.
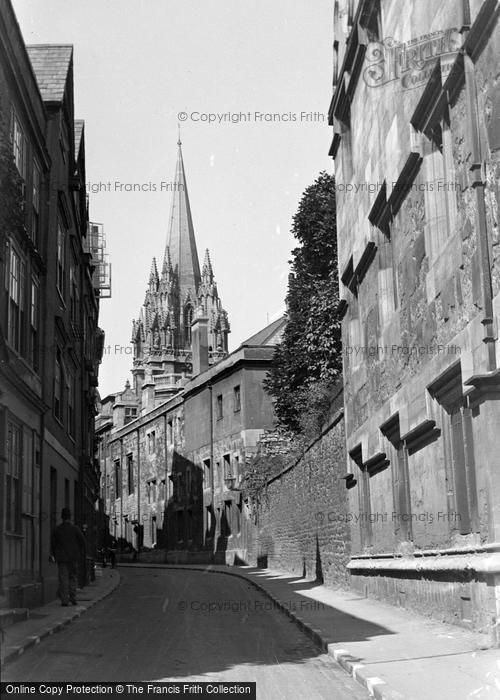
[107,534,117,568]
[50,508,86,606]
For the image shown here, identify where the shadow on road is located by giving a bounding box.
[4,567,393,683]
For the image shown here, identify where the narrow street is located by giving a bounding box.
[3,568,368,699]
[3,5,499,699]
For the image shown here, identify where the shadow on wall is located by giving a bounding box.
[256,527,274,569]
[315,535,324,584]
[163,451,206,553]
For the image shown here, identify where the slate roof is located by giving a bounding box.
[74,120,84,154]
[241,315,286,347]
[26,45,73,103]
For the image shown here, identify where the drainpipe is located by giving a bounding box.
[136,427,141,560]
[38,411,45,598]
[120,437,124,549]
[463,38,497,371]
[164,412,169,557]
[208,382,214,544]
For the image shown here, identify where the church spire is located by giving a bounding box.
[161,245,173,280]
[167,141,201,305]
[149,257,159,288]
[201,248,214,283]
[131,138,230,396]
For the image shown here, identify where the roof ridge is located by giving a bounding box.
[26,43,73,48]
[240,315,286,347]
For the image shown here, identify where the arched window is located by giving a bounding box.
[184,304,193,344]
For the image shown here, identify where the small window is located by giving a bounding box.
[449,407,477,535]
[216,394,223,420]
[56,223,66,299]
[7,245,26,355]
[235,499,242,535]
[222,501,232,537]
[167,420,173,445]
[184,304,193,344]
[69,263,79,325]
[233,385,241,412]
[32,161,41,246]
[67,370,76,437]
[147,479,157,504]
[30,277,39,370]
[6,421,22,533]
[114,460,121,499]
[124,406,137,424]
[203,458,211,488]
[11,110,26,181]
[54,349,64,421]
[148,430,156,454]
[223,454,231,480]
[127,454,134,494]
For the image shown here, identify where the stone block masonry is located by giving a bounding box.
[249,388,350,587]
[330,0,500,642]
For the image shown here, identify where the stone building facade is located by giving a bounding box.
[330,0,500,640]
[0,0,107,606]
[96,142,284,563]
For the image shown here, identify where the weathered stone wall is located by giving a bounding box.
[332,1,500,640]
[108,399,185,551]
[349,569,493,636]
[248,389,350,587]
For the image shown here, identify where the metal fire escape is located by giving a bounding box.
[86,222,112,298]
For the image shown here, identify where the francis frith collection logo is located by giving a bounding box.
[363,28,462,90]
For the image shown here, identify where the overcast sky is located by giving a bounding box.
[13,1,334,396]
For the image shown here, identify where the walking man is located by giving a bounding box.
[51,508,86,606]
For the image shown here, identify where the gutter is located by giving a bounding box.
[348,551,500,574]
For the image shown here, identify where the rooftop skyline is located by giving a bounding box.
[12,0,334,396]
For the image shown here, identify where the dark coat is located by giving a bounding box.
[51,521,86,563]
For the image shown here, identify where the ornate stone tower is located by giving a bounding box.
[131,140,230,400]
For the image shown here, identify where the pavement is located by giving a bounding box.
[1,561,499,699]
[0,567,120,667]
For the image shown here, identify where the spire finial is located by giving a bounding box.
[177,122,182,147]
[149,256,159,286]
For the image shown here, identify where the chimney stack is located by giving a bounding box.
[191,310,209,376]
[141,368,155,410]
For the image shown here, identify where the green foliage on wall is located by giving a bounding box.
[264,171,342,436]
[0,100,25,247]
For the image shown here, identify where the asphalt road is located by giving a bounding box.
[4,568,368,699]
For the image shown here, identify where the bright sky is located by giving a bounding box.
[13,0,334,396]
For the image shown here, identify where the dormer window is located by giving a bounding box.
[124,406,137,425]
